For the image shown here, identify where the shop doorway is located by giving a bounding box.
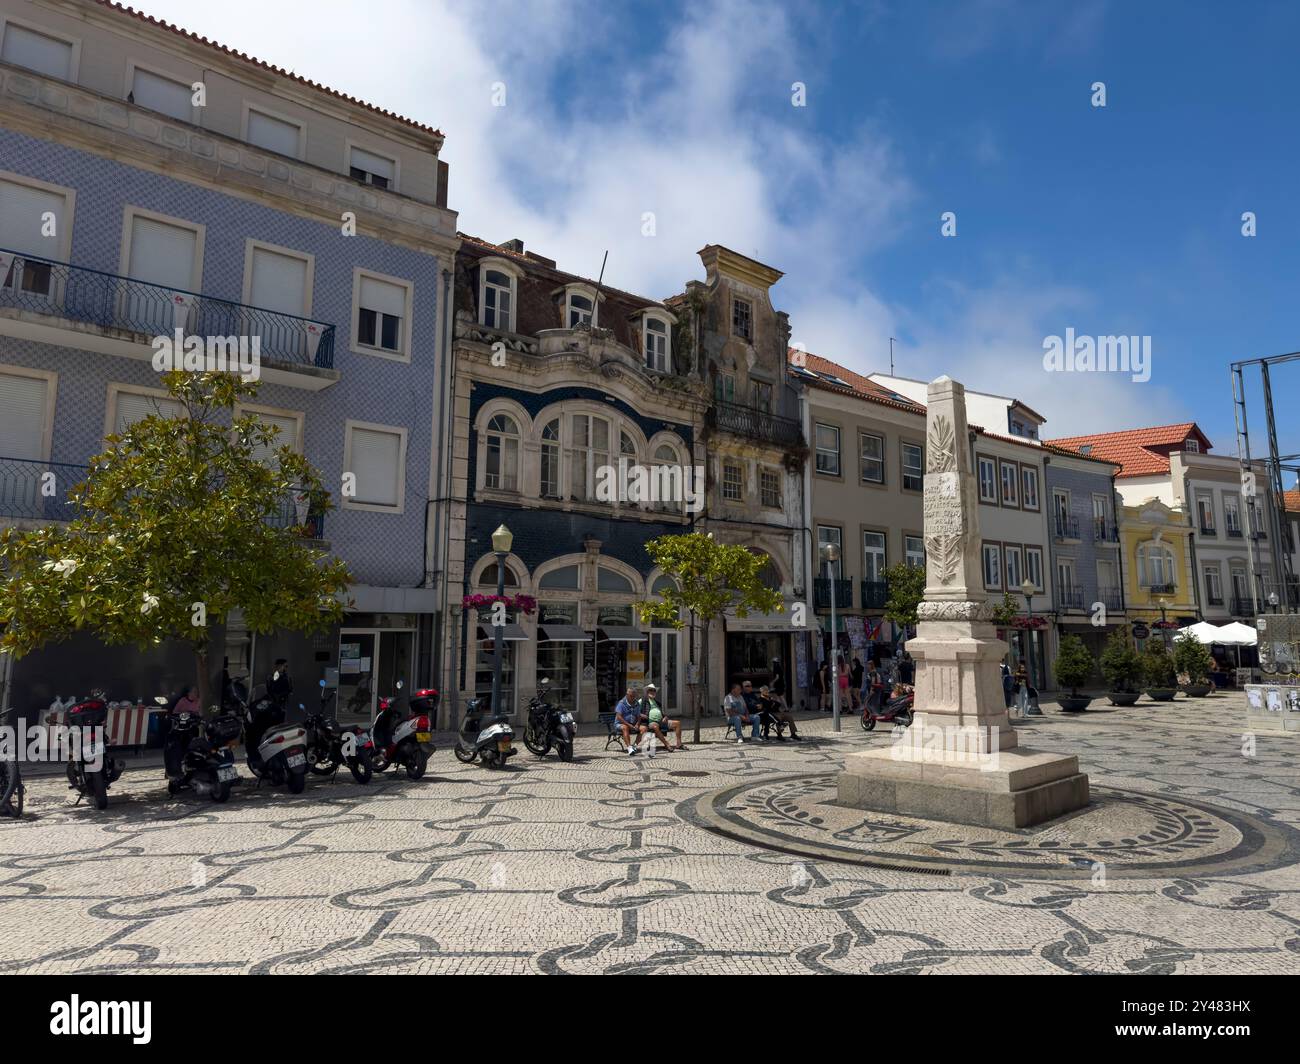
[338,628,414,719]
[646,629,680,712]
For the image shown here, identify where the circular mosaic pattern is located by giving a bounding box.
[680,773,1300,880]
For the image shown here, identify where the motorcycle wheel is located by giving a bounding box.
[523,727,550,757]
[558,741,573,763]
[167,779,185,796]
[89,770,108,810]
[287,769,307,794]
[348,751,373,785]
[405,749,428,781]
[860,714,872,732]
[211,781,232,803]
[864,717,877,732]
[453,744,476,764]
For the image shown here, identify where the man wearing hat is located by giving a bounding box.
[642,683,685,752]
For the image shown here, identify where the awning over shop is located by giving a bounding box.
[476,623,528,642]
[597,626,645,642]
[537,625,590,642]
[724,608,794,632]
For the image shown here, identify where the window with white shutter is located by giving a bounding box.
[131,68,192,122]
[0,372,49,460]
[0,178,67,295]
[346,425,404,509]
[355,272,409,358]
[348,146,395,189]
[248,247,308,316]
[241,409,301,468]
[1,24,73,79]
[112,390,185,435]
[247,109,302,157]
[125,213,200,333]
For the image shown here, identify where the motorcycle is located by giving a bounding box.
[158,696,242,803]
[64,694,124,810]
[523,678,575,762]
[240,684,309,793]
[454,698,516,768]
[860,684,915,732]
[303,679,374,784]
[370,681,435,780]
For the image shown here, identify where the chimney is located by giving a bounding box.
[499,238,525,254]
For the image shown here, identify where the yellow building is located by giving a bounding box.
[1119,498,1197,641]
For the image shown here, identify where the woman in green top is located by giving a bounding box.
[642,683,685,751]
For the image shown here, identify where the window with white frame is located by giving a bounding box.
[349,146,395,189]
[732,297,752,340]
[817,526,842,578]
[1052,489,1070,533]
[1137,541,1176,588]
[0,177,69,295]
[722,462,744,501]
[540,419,561,498]
[905,535,925,569]
[1056,557,1075,593]
[238,407,302,469]
[345,423,405,509]
[760,467,781,508]
[569,412,610,501]
[656,443,684,513]
[862,531,886,583]
[1024,546,1044,591]
[1005,545,1024,590]
[484,414,520,491]
[1,23,73,79]
[999,460,1019,506]
[1021,465,1039,509]
[902,442,923,491]
[355,272,408,357]
[124,211,202,334]
[131,68,192,122]
[246,108,303,157]
[982,543,1003,590]
[977,456,997,503]
[1204,565,1223,604]
[248,244,309,317]
[860,433,884,484]
[111,388,185,435]
[815,423,840,476]
[566,288,594,329]
[644,316,670,372]
[1224,494,1242,534]
[481,268,514,331]
[0,369,52,462]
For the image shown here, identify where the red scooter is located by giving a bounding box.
[370,681,436,780]
[861,684,914,731]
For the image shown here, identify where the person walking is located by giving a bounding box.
[816,660,831,711]
[850,656,865,710]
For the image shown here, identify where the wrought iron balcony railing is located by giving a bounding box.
[0,248,334,369]
[814,577,852,610]
[707,401,804,449]
[1056,586,1085,611]
[1093,519,1120,543]
[0,456,324,538]
[1146,583,1177,596]
[1226,525,1243,538]
[1231,594,1257,617]
[860,580,888,609]
[1097,586,1124,611]
[1053,514,1080,539]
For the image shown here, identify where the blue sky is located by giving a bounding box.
[141,0,1299,461]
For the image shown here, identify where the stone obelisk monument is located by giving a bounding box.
[838,376,1089,828]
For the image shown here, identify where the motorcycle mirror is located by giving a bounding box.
[319,679,327,688]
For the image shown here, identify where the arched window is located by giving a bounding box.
[540,418,561,499]
[620,431,637,460]
[566,290,593,328]
[645,316,670,372]
[478,562,519,588]
[539,564,580,590]
[570,413,610,500]
[484,414,519,491]
[654,442,683,513]
[597,567,634,593]
[481,268,514,331]
[651,574,677,597]
[1137,542,1176,589]
[754,553,782,591]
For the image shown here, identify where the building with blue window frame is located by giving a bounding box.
[0,0,458,719]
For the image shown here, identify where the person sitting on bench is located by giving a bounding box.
[643,683,684,751]
[758,685,800,741]
[614,686,648,754]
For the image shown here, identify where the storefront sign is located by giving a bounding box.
[1131,621,1150,640]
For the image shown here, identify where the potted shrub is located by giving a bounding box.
[1054,634,1096,711]
[1173,632,1215,696]
[1099,628,1143,706]
[1141,640,1178,700]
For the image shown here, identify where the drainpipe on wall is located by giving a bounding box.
[429,264,457,720]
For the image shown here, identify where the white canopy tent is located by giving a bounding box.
[1214,621,1259,646]
[1180,621,1226,645]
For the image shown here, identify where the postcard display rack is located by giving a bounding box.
[1245,615,1300,734]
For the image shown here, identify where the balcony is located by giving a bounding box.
[0,456,324,539]
[860,580,888,609]
[814,578,852,610]
[1,250,337,389]
[1053,514,1080,540]
[1226,525,1243,538]
[1231,594,1256,617]
[1097,586,1124,611]
[707,401,804,449]
[1093,519,1120,543]
[1056,586,1085,611]
[1199,522,1216,536]
[1146,583,1176,596]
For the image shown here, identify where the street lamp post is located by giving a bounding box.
[448,603,462,732]
[1020,578,1043,716]
[1268,591,1280,614]
[1157,596,1170,649]
[821,542,842,733]
[490,524,513,718]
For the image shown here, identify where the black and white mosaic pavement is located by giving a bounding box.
[2,693,1299,974]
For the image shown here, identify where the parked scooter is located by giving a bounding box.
[64,694,124,810]
[158,697,242,802]
[370,681,435,780]
[522,678,575,762]
[240,684,309,793]
[303,679,374,784]
[860,684,914,731]
[455,698,516,768]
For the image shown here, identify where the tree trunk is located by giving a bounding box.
[695,622,710,745]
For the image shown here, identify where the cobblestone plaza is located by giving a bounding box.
[1,694,1297,975]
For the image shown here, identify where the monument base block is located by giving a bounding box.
[837,746,1090,830]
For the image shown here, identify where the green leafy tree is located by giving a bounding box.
[990,592,1020,627]
[1172,631,1214,684]
[1140,640,1177,689]
[882,561,926,630]
[1053,633,1095,696]
[637,532,783,743]
[0,372,350,708]
[1099,628,1142,692]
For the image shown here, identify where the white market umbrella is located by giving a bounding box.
[1180,621,1225,645]
[1214,621,1258,646]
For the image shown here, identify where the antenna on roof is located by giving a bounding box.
[889,337,897,376]
[591,251,608,329]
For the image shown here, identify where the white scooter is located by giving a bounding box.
[453,698,516,769]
